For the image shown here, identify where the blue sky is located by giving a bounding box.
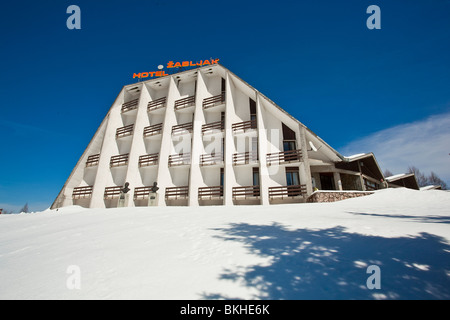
[0,0,449,212]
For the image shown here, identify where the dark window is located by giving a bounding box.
[253,167,260,186]
[319,173,335,190]
[286,167,300,186]
[220,168,224,187]
[283,140,296,152]
[221,78,226,93]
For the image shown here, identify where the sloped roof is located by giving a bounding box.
[386,173,420,190]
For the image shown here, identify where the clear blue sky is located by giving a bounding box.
[1,0,449,212]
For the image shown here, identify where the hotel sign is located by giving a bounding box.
[133,58,220,79]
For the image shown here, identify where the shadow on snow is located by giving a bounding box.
[201,223,450,300]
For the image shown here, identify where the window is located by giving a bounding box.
[286,167,300,186]
[253,167,260,186]
[220,168,224,187]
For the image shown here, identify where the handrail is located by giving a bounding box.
[268,184,307,199]
[203,93,225,109]
[202,120,224,134]
[200,153,224,166]
[143,123,163,137]
[172,122,193,135]
[139,153,159,167]
[104,186,122,199]
[134,186,153,200]
[72,186,93,199]
[147,97,166,112]
[165,186,189,200]
[174,96,195,110]
[232,186,260,198]
[266,149,302,166]
[198,186,223,199]
[232,151,258,166]
[232,120,257,133]
[168,153,191,166]
[110,154,129,167]
[116,124,134,139]
[121,98,139,113]
[86,154,100,167]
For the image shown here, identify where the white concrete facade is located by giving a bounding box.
[52,64,384,209]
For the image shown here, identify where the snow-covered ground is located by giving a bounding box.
[0,188,449,300]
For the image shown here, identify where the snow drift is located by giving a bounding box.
[0,188,449,300]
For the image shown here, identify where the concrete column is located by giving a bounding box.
[298,125,313,196]
[333,172,343,191]
[122,86,151,207]
[155,76,180,206]
[188,70,208,206]
[223,72,236,206]
[90,89,126,208]
[256,93,269,205]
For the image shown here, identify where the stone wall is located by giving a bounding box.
[306,191,374,203]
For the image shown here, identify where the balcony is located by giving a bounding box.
[121,98,139,113]
[147,97,166,113]
[72,186,93,199]
[86,154,100,167]
[104,186,122,199]
[202,93,225,110]
[134,186,153,200]
[168,153,191,167]
[143,123,163,138]
[266,149,302,166]
[202,120,224,135]
[110,154,129,167]
[174,96,195,112]
[200,153,223,166]
[165,186,189,200]
[232,186,261,199]
[268,184,307,199]
[172,122,193,136]
[232,120,257,134]
[116,124,134,139]
[139,153,159,167]
[198,186,223,200]
[232,151,258,166]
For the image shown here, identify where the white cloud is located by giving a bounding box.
[339,111,450,185]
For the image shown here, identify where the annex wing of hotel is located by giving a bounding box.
[52,62,420,209]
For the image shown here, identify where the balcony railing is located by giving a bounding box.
[174,96,195,111]
[116,124,134,139]
[172,122,193,136]
[134,186,152,200]
[139,153,159,167]
[168,153,191,166]
[143,123,163,137]
[266,149,302,166]
[232,120,257,133]
[147,97,166,112]
[268,184,307,199]
[72,186,93,199]
[202,93,225,109]
[104,186,122,199]
[200,153,224,166]
[165,186,189,200]
[232,151,258,166]
[121,98,139,113]
[198,186,223,199]
[202,120,224,135]
[232,186,261,199]
[110,154,129,167]
[86,154,100,167]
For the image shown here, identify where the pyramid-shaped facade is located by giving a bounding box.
[52,64,387,209]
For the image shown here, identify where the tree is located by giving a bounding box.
[20,203,29,213]
[407,166,427,187]
[384,169,393,178]
[407,166,447,190]
[428,172,448,190]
